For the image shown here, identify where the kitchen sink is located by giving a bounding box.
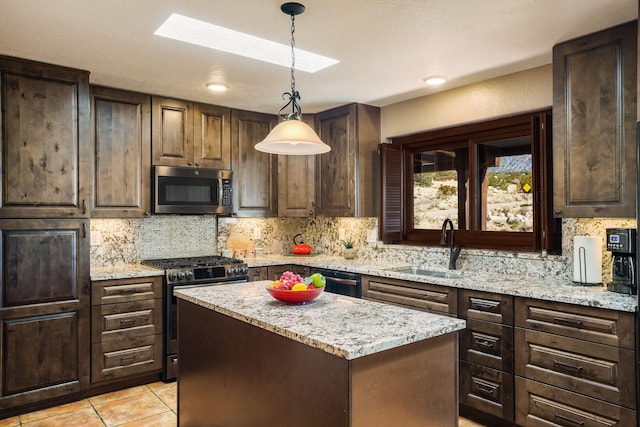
[386,267,462,279]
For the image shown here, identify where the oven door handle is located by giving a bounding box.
[326,277,358,287]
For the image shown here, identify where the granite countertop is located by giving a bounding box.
[246,255,638,312]
[90,255,638,312]
[91,264,164,281]
[175,280,466,360]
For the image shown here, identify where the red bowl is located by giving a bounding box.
[266,286,324,304]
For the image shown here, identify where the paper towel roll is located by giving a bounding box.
[573,236,602,285]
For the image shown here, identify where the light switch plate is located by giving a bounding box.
[91,230,102,246]
[367,229,377,243]
[338,228,346,241]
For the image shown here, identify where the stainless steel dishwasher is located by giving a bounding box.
[313,268,362,298]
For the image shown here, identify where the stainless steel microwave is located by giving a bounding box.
[153,166,233,215]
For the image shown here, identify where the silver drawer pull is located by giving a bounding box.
[555,412,585,426]
[120,318,135,325]
[553,359,584,374]
[120,355,137,364]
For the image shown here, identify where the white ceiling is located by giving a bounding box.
[0,0,637,114]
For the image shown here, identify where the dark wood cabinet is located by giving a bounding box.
[90,276,162,383]
[362,275,457,316]
[278,115,315,217]
[552,21,637,218]
[151,97,231,169]
[458,290,515,423]
[231,109,278,217]
[248,267,269,282]
[0,56,91,218]
[315,104,380,217]
[91,86,151,217]
[514,297,637,426]
[0,219,90,412]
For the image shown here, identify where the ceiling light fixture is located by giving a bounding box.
[255,3,331,155]
[423,75,447,86]
[205,82,228,92]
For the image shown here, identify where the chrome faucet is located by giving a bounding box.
[440,219,462,270]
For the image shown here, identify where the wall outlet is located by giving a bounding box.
[254,227,262,240]
[367,229,378,243]
[338,228,346,241]
[91,230,102,246]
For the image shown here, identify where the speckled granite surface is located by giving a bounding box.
[90,256,638,312]
[91,264,163,281]
[175,281,466,360]
[245,256,638,312]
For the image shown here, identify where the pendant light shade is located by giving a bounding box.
[255,2,331,155]
[255,119,330,154]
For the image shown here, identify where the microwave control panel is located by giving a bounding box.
[221,179,232,206]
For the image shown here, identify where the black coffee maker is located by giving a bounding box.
[605,228,636,295]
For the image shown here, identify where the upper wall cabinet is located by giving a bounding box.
[315,103,381,217]
[552,21,637,218]
[91,86,151,217]
[231,109,278,217]
[0,56,91,218]
[151,97,231,169]
[278,114,316,217]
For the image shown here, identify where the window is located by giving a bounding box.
[380,110,559,252]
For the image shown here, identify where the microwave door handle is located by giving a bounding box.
[218,178,224,206]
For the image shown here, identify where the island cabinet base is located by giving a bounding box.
[178,300,459,427]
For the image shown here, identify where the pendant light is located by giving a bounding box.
[255,2,331,155]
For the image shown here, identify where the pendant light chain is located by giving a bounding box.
[290,13,296,98]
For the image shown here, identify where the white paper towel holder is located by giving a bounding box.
[573,236,602,286]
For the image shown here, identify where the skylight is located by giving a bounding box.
[154,13,339,73]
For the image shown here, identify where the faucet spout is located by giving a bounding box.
[440,219,461,270]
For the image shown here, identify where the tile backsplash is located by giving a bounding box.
[91,215,635,285]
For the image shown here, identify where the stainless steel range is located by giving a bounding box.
[142,256,248,381]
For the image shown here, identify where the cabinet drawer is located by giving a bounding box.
[362,276,457,315]
[515,328,636,409]
[92,276,162,305]
[460,361,514,422]
[458,290,513,325]
[460,319,513,372]
[92,299,162,343]
[91,334,162,383]
[515,298,635,349]
[515,377,636,427]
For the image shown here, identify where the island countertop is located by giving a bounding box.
[174,280,466,360]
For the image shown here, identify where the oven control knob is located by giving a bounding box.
[177,271,186,280]
[185,271,194,280]
[168,272,177,281]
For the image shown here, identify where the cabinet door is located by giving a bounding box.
[552,21,637,217]
[315,104,380,217]
[193,103,231,169]
[0,57,90,218]
[0,219,89,410]
[91,86,151,217]
[278,114,315,217]
[231,110,277,217]
[315,104,356,217]
[248,267,269,282]
[151,97,194,167]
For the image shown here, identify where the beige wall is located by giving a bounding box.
[380,64,553,140]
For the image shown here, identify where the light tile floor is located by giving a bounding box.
[0,381,488,426]
[0,382,176,427]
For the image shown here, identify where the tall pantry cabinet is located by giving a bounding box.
[0,56,91,413]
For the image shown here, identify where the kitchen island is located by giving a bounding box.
[175,280,466,427]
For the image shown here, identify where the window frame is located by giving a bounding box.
[381,109,559,253]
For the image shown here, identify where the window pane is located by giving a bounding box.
[413,147,469,230]
[477,136,533,232]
